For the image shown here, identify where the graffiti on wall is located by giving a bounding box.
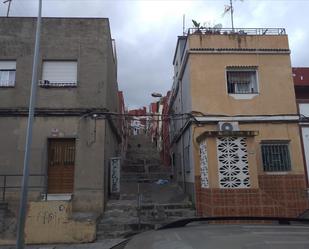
[29,203,69,226]
[110,157,121,193]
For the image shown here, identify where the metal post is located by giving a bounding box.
[230,0,234,31]
[182,14,185,36]
[2,176,6,202]
[16,0,42,248]
[3,0,12,17]
[137,182,141,231]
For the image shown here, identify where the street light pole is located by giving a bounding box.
[16,0,42,248]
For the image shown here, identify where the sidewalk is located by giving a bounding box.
[0,239,126,249]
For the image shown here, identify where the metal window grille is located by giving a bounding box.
[227,70,258,94]
[261,143,291,172]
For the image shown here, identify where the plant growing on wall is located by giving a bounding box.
[192,19,202,34]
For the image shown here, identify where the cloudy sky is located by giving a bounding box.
[0,0,308,109]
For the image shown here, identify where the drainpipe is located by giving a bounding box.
[180,80,186,193]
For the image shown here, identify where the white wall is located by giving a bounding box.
[301,127,309,183]
[299,103,309,117]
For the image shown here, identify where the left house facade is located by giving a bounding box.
[0,17,121,213]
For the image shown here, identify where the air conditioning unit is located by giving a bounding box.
[218,121,239,132]
[39,80,50,86]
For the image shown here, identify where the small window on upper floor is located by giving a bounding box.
[226,68,258,94]
[0,61,16,87]
[40,61,77,87]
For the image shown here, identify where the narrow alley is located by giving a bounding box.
[1,4,309,248]
[97,134,195,240]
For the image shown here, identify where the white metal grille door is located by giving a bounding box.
[217,137,250,188]
[199,140,209,188]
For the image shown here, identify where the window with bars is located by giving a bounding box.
[0,61,16,87]
[261,142,291,172]
[227,69,258,94]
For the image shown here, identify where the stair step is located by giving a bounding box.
[97,229,133,239]
[139,202,193,210]
[0,202,8,210]
[140,208,196,217]
[99,222,154,231]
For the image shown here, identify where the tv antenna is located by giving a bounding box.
[223,0,244,31]
[3,0,12,17]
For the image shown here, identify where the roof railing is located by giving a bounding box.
[187,28,286,36]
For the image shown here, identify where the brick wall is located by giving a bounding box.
[195,175,309,217]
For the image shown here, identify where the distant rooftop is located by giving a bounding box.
[187,27,286,36]
[293,67,309,86]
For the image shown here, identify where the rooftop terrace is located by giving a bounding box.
[187,27,286,36]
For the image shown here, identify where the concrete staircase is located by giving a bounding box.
[97,197,195,240]
[0,202,16,243]
[97,134,196,240]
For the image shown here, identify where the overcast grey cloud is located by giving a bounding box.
[1,0,308,109]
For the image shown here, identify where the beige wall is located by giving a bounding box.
[189,34,290,50]
[192,123,305,187]
[189,53,296,115]
[24,201,96,244]
[188,34,297,116]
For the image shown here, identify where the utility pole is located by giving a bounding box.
[230,0,234,31]
[182,14,185,36]
[16,0,42,248]
[3,0,12,17]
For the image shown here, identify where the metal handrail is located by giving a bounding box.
[187,27,286,36]
[0,174,47,202]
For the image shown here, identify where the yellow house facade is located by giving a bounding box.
[170,28,309,217]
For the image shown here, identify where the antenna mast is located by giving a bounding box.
[3,0,12,17]
[230,0,234,30]
[183,14,185,35]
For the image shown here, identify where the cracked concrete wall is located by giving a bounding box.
[0,18,120,213]
[0,116,107,212]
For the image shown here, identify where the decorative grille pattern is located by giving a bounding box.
[217,137,250,188]
[199,140,209,188]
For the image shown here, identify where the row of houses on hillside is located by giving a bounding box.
[128,107,147,135]
[166,27,309,217]
[149,93,171,167]
[0,17,128,216]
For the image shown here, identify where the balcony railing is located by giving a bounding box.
[187,28,286,36]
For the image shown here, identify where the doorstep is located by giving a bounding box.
[42,193,73,201]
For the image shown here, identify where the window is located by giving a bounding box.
[261,142,291,172]
[227,68,258,94]
[0,61,16,87]
[41,61,77,87]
